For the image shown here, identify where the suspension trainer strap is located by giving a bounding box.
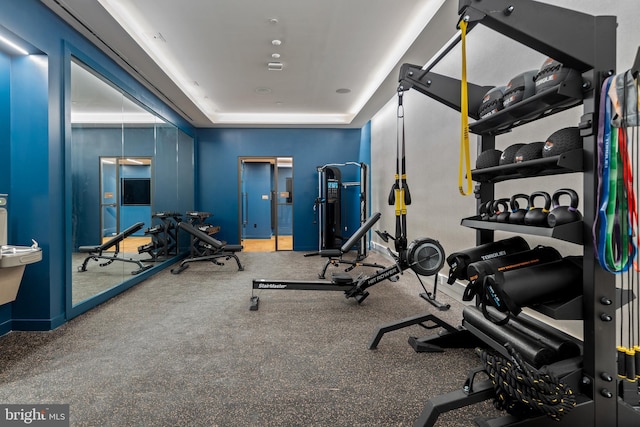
[458,19,472,196]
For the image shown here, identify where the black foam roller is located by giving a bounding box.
[463,306,556,368]
[489,256,583,316]
[507,314,581,360]
[464,246,562,301]
[446,236,530,284]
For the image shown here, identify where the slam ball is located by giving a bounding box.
[543,127,582,157]
[514,142,545,176]
[500,143,526,165]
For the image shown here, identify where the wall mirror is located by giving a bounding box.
[69,58,194,310]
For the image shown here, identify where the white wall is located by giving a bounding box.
[370,0,639,338]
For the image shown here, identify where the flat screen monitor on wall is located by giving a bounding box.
[121,178,151,205]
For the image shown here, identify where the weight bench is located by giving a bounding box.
[77,221,151,275]
[316,212,384,278]
[171,221,244,274]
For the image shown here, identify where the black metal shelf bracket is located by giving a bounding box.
[458,0,616,72]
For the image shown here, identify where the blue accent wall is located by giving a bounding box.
[197,128,364,251]
[0,0,372,334]
[0,52,12,328]
[0,53,9,189]
[0,0,195,333]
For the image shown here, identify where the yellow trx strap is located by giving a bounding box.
[458,19,472,196]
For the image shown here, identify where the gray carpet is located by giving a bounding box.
[0,251,501,426]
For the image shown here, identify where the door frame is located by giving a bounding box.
[238,156,293,251]
[99,156,152,239]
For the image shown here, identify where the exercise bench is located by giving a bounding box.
[77,222,151,275]
[315,212,384,278]
[170,221,244,274]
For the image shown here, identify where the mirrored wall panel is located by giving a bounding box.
[70,59,194,307]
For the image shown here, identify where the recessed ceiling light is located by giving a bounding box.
[336,88,351,94]
[275,101,284,106]
[271,53,281,59]
[271,39,282,46]
[269,18,279,24]
[268,62,283,71]
[255,87,272,94]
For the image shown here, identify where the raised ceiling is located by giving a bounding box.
[42,0,458,127]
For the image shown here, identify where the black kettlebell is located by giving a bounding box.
[524,191,551,227]
[493,198,511,223]
[480,200,494,221]
[508,193,529,224]
[547,188,582,227]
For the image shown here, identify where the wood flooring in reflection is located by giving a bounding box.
[242,236,293,252]
[100,235,293,253]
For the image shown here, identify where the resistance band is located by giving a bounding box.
[597,65,640,382]
[594,74,638,273]
[458,19,472,196]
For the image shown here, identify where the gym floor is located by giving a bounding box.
[0,250,501,426]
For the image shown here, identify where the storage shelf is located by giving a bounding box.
[472,149,583,183]
[530,295,583,320]
[460,216,583,245]
[469,78,584,136]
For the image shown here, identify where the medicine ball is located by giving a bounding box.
[534,57,580,94]
[514,142,545,176]
[543,127,582,157]
[478,86,506,119]
[499,143,526,165]
[502,70,537,109]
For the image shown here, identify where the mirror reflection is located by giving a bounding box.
[70,59,194,306]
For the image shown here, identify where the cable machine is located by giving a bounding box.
[315,162,369,259]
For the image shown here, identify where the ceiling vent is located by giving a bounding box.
[268,62,283,71]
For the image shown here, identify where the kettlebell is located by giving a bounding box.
[480,200,494,221]
[524,191,551,227]
[508,193,529,224]
[493,198,511,223]
[547,188,582,227]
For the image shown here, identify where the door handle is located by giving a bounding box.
[242,192,248,225]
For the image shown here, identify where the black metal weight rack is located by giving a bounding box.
[386,1,640,426]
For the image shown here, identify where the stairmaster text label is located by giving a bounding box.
[1,405,69,426]
[257,283,288,289]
